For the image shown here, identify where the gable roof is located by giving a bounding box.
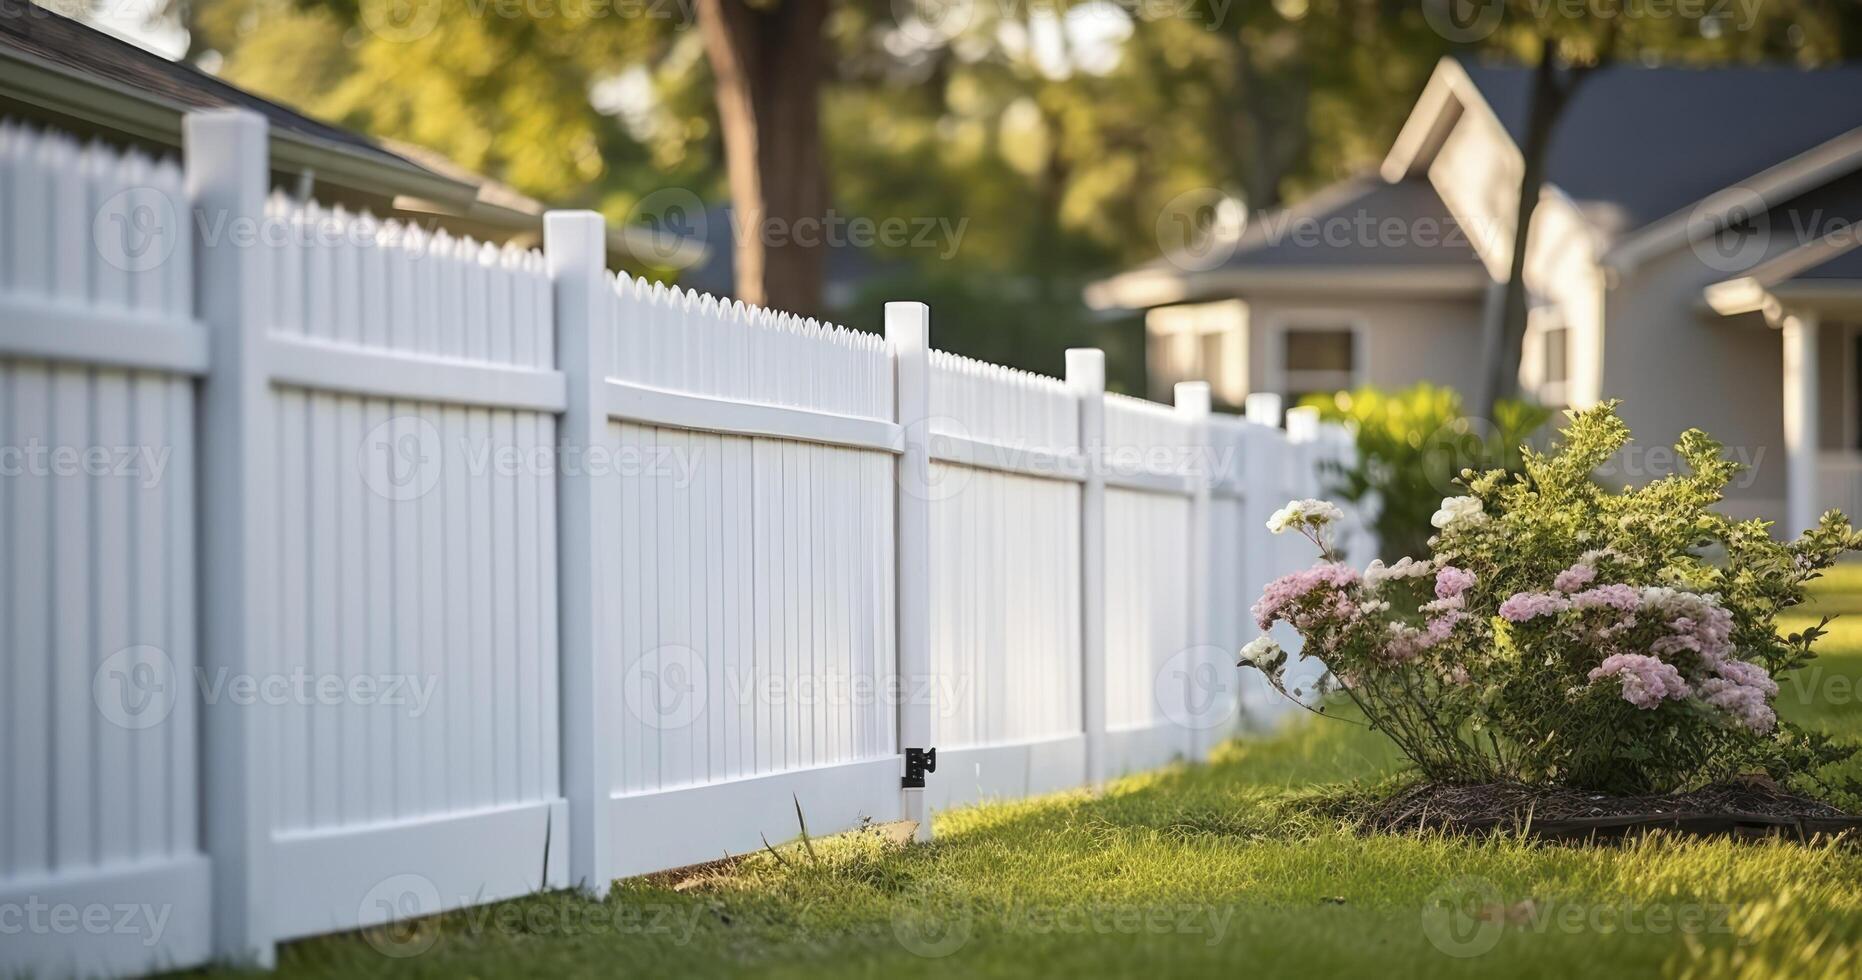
[1458,62,1862,234]
[1084,174,1489,311]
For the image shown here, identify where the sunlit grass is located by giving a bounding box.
[226,579,1862,980]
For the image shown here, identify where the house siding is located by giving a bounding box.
[1602,246,1787,522]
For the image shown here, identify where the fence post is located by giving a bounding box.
[186,108,276,968]
[1174,382,1213,759]
[1066,349,1107,787]
[545,211,615,894]
[888,301,936,841]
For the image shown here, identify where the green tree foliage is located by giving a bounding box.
[1304,384,1550,562]
[174,0,1862,368]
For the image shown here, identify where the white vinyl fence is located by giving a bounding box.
[0,109,1364,979]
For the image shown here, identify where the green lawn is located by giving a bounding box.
[231,572,1862,980]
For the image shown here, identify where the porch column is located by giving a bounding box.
[1782,311,1819,534]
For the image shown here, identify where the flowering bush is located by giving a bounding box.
[1242,403,1862,796]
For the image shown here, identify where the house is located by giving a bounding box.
[0,0,705,270]
[1088,57,1862,533]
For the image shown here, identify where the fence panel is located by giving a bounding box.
[0,123,212,978]
[252,196,570,943]
[923,352,1084,808]
[1099,394,1198,774]
[595,278,903,878]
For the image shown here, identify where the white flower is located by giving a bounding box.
[1267,498,1344,535]
[1238,636,1284,670]
[1429,495,1486,530]
[1364,556,1434,586]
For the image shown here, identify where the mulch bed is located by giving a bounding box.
[1361,778,1862,843]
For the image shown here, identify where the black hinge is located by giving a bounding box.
[903,747,937,788]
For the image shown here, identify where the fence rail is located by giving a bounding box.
[0,109,1363,979]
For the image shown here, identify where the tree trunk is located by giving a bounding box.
[1477,39,1561,419]
[698,0,830,316]
[1477,35,1611,419]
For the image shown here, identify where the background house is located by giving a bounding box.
[1090,57,1862,532]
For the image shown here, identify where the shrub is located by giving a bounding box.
[1242,403,1862,796]
[1301,384,1551,562]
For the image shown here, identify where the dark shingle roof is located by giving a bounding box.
[1212,174,1484,270]
[1461,62,1862,231]
[0,0,412,171]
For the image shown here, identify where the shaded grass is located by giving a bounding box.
[212,581,1862,980]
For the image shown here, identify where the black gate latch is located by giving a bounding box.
[903,747,937,788]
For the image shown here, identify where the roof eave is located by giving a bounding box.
[1085,264,1490,311]
[0,46,478,209]
[1605,127,1862,276]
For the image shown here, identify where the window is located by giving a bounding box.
[1144,301,1247,405]
[1542,325,1570,386]
[1279,326,1357,403]
[1529,308,1570,408]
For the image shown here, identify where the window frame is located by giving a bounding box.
[1263,312,1366,404]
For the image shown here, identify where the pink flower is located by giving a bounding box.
[1571,584,1640,613]
[1499,591,1569,623]
[1698,660,1778,733]
[1252,563,1362,631]
[1588,653,1689,709]
[1553,563,1597,593]
[1434,566,1476,600]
